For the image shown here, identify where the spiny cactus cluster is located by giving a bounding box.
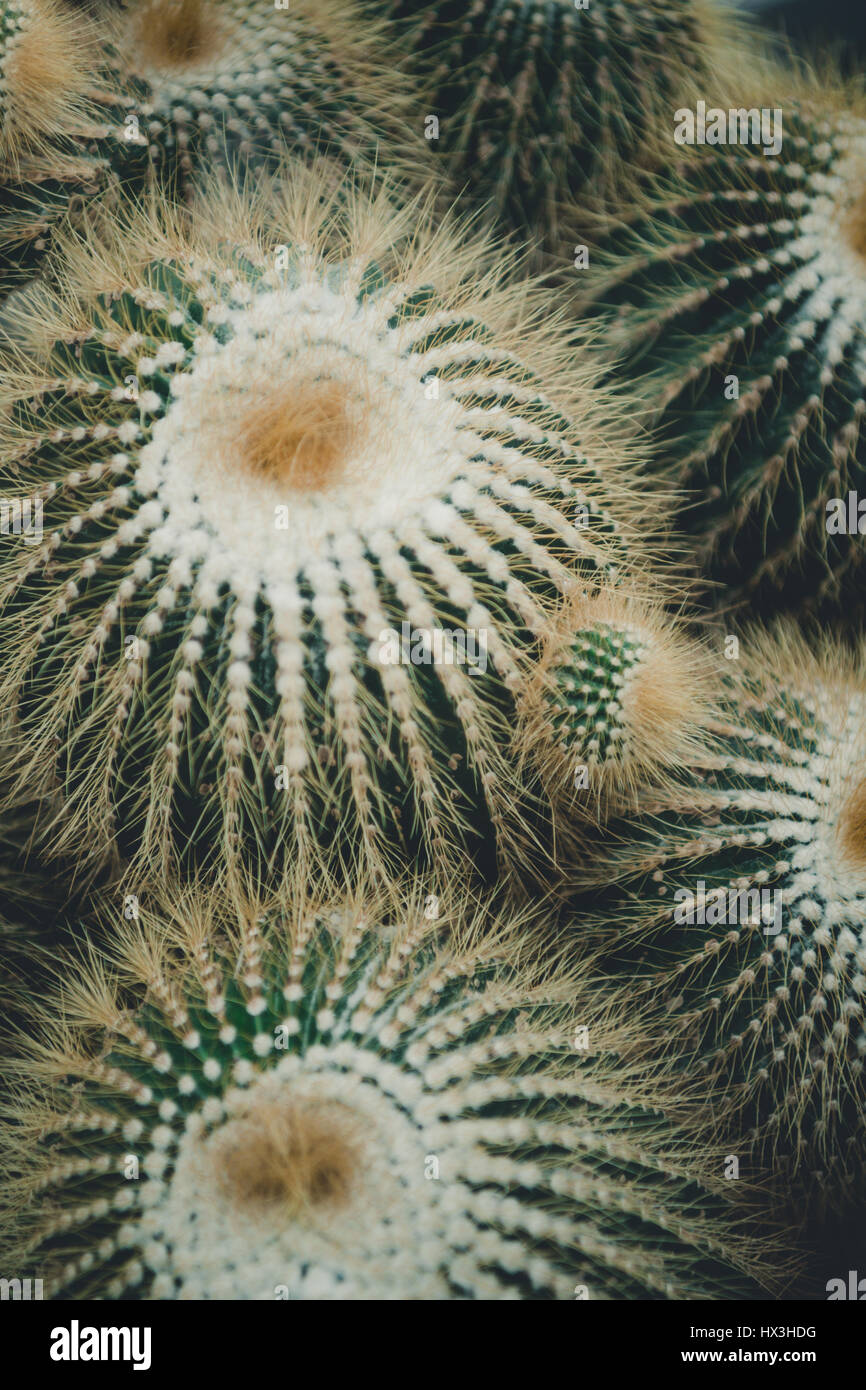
[384,0,735,258]
[0,166,651,890]
[1,0,862,1311]
[0,884,784,1300]
[584,86,866,612]
[562,623,866,1186]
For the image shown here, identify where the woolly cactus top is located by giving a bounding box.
[570,624,866,1179]
[0,170,648,886]
[0,885,779,1299]
[587,92,866,611]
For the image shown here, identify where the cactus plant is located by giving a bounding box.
[381,0,740,259]
[583,79,866,613]
[92,0,423,201]
[515,588,714,830]
[0,164,653,889]
[560,621,866,1189]
[0,881,784,1299]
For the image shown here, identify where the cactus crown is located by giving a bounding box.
[126,0,224,71]
[0,882,781,1300]
[585,76,866,611]
[574,622,866,1178]
[0,165,651,888]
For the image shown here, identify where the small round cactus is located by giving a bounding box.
[0,166,650,888]
[515,588,713,829]
[382,0,737,258]
[564,622,866,1188]
[0,882,781,1299]
[93,0,422,200]
[584,79,866,613]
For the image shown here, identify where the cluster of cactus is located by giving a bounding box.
[583,84,866,612]
[2,0,865,1310]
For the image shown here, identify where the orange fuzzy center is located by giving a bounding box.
[129,0,224,69]
[838,777,866,868]
[238,379,357,492]
[213,1099,360,1216]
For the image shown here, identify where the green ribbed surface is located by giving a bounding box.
[588,103,866,614]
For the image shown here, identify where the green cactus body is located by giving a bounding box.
[586,96,866,612]
[563,625,866,1184]
[551,622,661,768]
[384,0,723,256]
[0,886,780,1299]
[95,0,422,200]
[0,173,645,886]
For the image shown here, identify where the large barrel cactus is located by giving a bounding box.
[558,620,866,1191]
[0,882,783,1299]
[583,79,866,613]
[0,165,651,888]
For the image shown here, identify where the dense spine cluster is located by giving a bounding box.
[0,169,648,889]
[0,885,781,1300]
[585,93,866,612]
[0,0,116,308]
[563,625,866,1186]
